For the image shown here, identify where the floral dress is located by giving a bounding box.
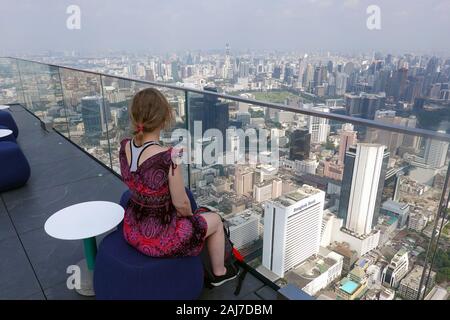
[119,138,207,257]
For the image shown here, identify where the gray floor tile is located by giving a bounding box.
[19,227,85,290]
[23,291,46,300]
[240,292,263,300]
[0,199,16,241]
[0,236,42,299]
[44,280,94,300]
[255,286,280,300]
[4,174,127,235]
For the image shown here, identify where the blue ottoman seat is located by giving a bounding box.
[0,110,19,138]
[0,125,16,143]
[0,142,30,192]
[93,229,204,300]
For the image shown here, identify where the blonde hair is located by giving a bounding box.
[129,88,174,146]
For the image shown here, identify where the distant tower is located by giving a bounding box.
[223,43,233,80]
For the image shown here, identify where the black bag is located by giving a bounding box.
[195,206,247,295]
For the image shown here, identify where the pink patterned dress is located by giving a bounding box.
[119,138,207,257]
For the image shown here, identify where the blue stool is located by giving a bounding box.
[0,110,19,138]
[93,230,204,300]
[0,142,30,192]
[0,125,16,143]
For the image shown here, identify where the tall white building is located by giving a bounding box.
[424,132,449,169]
[262,185,325,278]
[339,143,388,235]
[306,105,330,144]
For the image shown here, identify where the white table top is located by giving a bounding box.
[0,129,13,138]
[44,201,124,240]
[0,105,10,110]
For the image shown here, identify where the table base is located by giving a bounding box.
[75,259,95,297]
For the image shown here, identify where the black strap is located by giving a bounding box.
[234,267,248,296]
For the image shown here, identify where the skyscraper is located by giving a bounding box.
[423,132,449,169]
[338,124,357,165]
[262,185,325,278]
[234,166,254,196]
[81,96,109,137]
[338,143,389,235]
[306,105,330,144]
[289,129,311,161]
[189,87,230,151]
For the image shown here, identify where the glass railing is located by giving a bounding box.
[1,56,449,300]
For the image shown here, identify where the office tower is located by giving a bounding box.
[262,185,325,278]
[335,72,348,96]
[327,61,334,74]
[389,67,408,101]
[381,248,409,288]
[302,64,314,91]
[345,93,385,120]
[401,116,421,151]
[344,93,361,117]
[338,124,357,165]
[81,96,109,137]
[189,86,230,151]
[423,132,449,169]
[228,210,261,250]
[289,129,311,161]
[306,105,330,144]
[338,144,389,235]
[234,166,254,196]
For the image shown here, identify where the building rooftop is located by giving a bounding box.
[0,104,280,300]
[273,185,321,207]
[340,279,360,295]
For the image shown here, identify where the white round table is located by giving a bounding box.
[45,201,124,296]
[0,129,13,139]
[0,105,10,110]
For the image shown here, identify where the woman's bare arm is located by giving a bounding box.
[168,161,192,217]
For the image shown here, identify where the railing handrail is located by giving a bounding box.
[6,56,450,142]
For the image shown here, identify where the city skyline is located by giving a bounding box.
[1,0,450,55]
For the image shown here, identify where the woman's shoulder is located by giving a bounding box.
[119,138,131,153]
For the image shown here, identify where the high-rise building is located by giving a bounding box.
[338,144,389,235]
[234,166,254,196]
[262,185,325,278]
[338,123,357,165]
[81,96,109,137]
[423,132,449,169]
[189,86,230,151]
[381,248,409,288]
[306,105,330,144]
[289,129,311,161]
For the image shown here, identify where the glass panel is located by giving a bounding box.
[0,58,22,105]
[59,68,112,168]
[16,60,41,111]
[187,90,450,300]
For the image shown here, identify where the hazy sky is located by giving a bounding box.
[1,0,449,55]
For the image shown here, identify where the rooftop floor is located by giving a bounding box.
[0,104,280,300]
